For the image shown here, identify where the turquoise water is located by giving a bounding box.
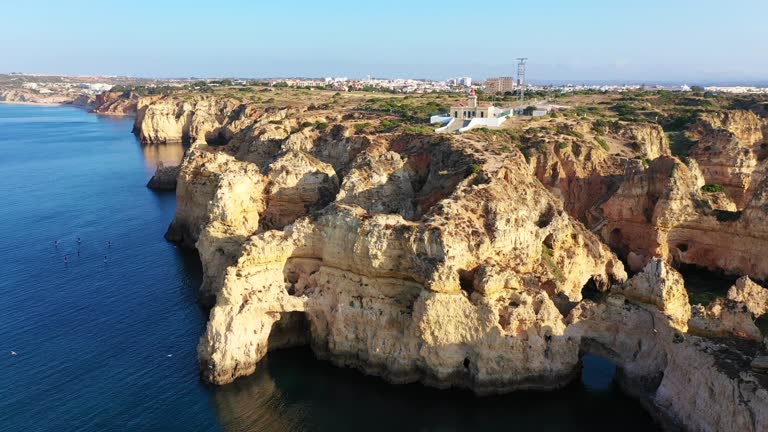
[0,104,659,431]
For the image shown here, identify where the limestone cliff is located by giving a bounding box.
[728,276,768,317]
[688,110,768,208]
[133,94,275,144]
[0,88,72,104]
[568,260,768,432]
[92,92,138,115]
[146,163,180,190]
[145,99,625,390]
[72,91,138,115]
[142,96,768,431]
[514,111,768,280]
[601,155,768,278]
[520,120,668,227]
[195,151,625,391]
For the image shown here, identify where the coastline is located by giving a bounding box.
[0,100,136,117]
[0,100,68,107]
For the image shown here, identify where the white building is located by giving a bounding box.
[447,77,472,87]
[431,89,512,133]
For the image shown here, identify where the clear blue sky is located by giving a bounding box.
[2,0,767,83]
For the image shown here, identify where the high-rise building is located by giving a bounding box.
[485,77,516,94]
[448,77,472,86]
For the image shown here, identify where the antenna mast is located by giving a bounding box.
[516,58,528,103]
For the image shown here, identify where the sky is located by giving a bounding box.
[2,0,767,83]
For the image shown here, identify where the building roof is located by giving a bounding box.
[450,103,495,108]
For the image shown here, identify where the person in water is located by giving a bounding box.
[54,240,58,248]
[103,255,108,263]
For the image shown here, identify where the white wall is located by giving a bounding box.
[430,115,453,124]
[458,116,510,133]
[435,118,457,133]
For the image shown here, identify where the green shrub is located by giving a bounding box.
[595,137,609,151]
[376,119,401,132]
[556,125,584,139]
[314,122,329,131]
[592,119,609,135]
[403,125,434,134]
[541,245,565,282]
[353,122,372,133]
[469,164,482,174]
[662,110,700,132]
[359,98,448,124]
[667,131,696,158]
[701,184,725,193]
[688,291,719,306]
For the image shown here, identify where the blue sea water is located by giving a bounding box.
[0,104,659,431]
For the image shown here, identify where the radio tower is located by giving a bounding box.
[516,58,528,103]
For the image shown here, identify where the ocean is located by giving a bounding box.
[0,104,658,431]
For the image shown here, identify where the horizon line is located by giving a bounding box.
[4,71,768,87]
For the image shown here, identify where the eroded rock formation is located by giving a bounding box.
[146,163,180,190]
[688,111,768,208]
[0,88,72,104]
[134,95,277,144]
[170,122,625,389]
[728,276,768,317]
[520,120,667,225]
[568,260,768,432]
[141,96,768,431]
[73,91,139,115]
[600,154,768,278]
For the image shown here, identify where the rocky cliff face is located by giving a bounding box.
[600,154,768,278]
[133,95,271,144]
[146,163,180,190]
[141,96,768,431]
[92,92,138,115]
[521,120,668,227]
[517,111,768,280]
[153,103,626,390]
[194,150,625,391]
[568,259,768,432]
[688,110,768,209]
[0,88,72,104]
[72,91,138,115]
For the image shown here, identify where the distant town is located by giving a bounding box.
[3,71,768,102]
